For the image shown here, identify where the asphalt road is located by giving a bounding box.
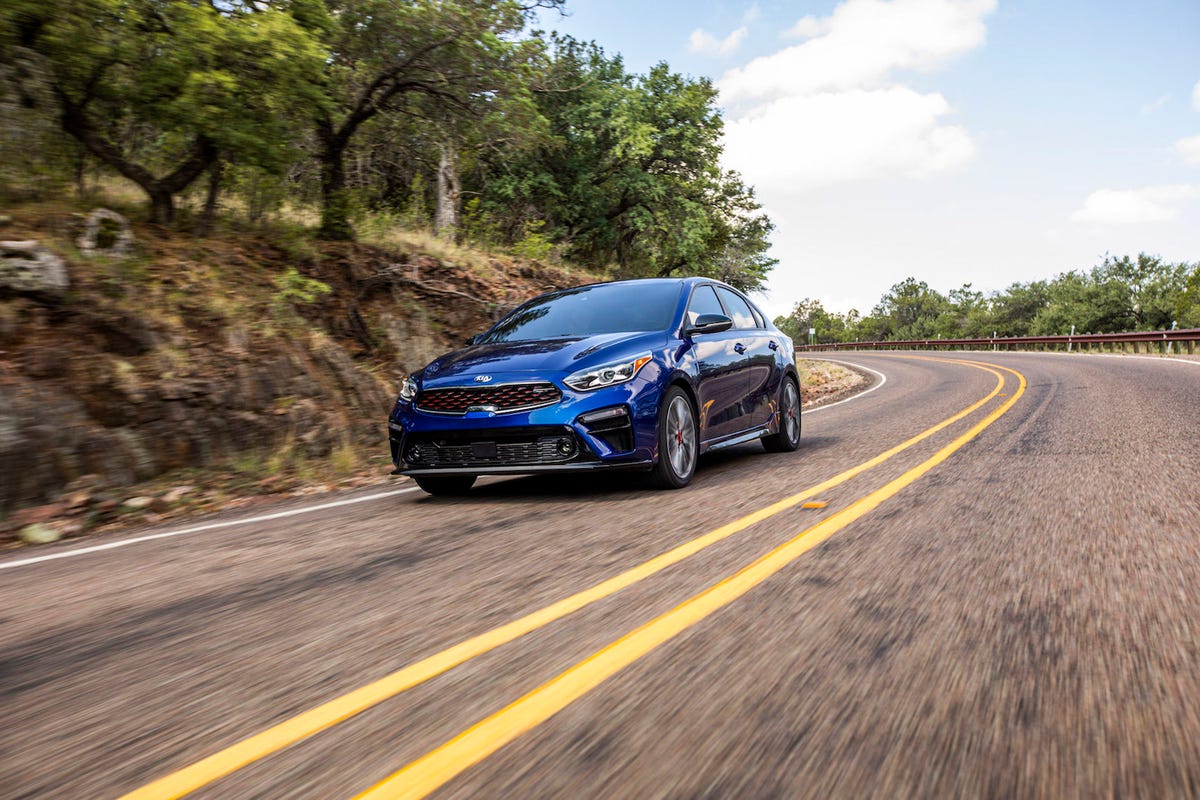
[3,352,1200,799]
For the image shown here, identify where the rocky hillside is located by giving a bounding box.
[0,204,591,525]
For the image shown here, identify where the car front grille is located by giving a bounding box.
[416,382,562,415]
[403,427,587,468]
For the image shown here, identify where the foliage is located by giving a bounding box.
[775,254,1199,345]
[510,219,555,261]
[309,0,561,239]
[270,266,331,327]
[1,2,774,288]
[470,38,775,290]
[2,0,326,221]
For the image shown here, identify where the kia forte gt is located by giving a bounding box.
[387,277,801,495]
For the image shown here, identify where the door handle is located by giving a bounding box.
[733,343,746,354]
[768,341,779,350]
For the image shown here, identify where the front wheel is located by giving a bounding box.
[649,387,698,489]
[414,475,476,496]
[762,377,801,452]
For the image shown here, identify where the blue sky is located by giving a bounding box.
[534,0,1200,321]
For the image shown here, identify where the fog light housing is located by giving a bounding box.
[577,405,634,453]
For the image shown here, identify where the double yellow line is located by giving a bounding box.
[124,357,1025,800]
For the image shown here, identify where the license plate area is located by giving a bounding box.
[470,441,499,459]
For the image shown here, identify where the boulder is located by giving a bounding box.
[76,208,134,258]
[19,523,61,545]
[0,240,69,297]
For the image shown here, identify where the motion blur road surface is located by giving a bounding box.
[3,352,1199,799]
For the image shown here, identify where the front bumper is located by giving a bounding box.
[388,377,661,476]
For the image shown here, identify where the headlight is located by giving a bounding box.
[564,353,653,392]
[399,376,418,402]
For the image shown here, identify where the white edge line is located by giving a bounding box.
[801,359,887,414]
[0,487,421,571]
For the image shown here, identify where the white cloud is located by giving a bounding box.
[721,0,996,110]
[1140,94,1170,115]
[1193,80,1200,111]
[784,15,831,39]
[688,26,748,57]
[742,4,761,25]
[719,0,993,192]
[1071,185,1200,225]
[1177,135,1200,166]
[725,88,975,191]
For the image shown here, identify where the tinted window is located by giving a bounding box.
[480,282,682,343]
[749,302,766,328]
[716,287,757,330]
[686,285,725,326]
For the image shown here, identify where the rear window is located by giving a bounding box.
[480,282,683,343]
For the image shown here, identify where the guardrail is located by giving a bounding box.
[795,328,1200,354]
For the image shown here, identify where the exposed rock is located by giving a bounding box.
[76,208,134,257]
[80,305,161,357]
[121,496,155,510]
[0,234,586,520]
[162,485,193,504]
[0,240,69,297]
[57,520,86,538]
[21,345,71,379]
[19,523,61,545]
[3,502,65,531]
[64,474,105,493]
[65,489,94,510]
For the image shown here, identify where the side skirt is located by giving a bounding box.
[702,426,771,452]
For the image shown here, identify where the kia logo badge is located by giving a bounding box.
[474,375,493,383]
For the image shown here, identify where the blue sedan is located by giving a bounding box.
[388,277,801,495]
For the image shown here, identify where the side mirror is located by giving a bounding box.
[687,313,734,336]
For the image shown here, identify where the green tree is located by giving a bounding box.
[310,0,562,240]
[1176,263,1200,328]
[2,0,325,223]
[934,283,989,338]
[1095,253,1188,330]
[988,281,1048,336]
[473,39,775,289]
[867,278,949,339]
[775,298,854,344]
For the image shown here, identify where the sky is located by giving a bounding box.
[533,0,1200,321]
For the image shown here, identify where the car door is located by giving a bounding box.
[685,284,751,442]
[715,286,779,429]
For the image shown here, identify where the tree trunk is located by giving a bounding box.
[434,140,460,241]
[317,123,355,241]
[73,145,87,198]
[57,89,214,225]
[149,189,175,225]
[196,161,223,235]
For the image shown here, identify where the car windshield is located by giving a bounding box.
[479,282,683,343]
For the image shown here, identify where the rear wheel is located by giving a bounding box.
[649,387,698,489]
[762,376,801,452]
[414,475,476,496]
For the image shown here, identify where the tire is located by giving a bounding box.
[414,475,476,496]
[649,386,699,489]
[762,376,801,453]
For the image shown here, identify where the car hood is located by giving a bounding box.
[419,331,665,386]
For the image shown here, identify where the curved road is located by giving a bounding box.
[2,352,1199,799]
